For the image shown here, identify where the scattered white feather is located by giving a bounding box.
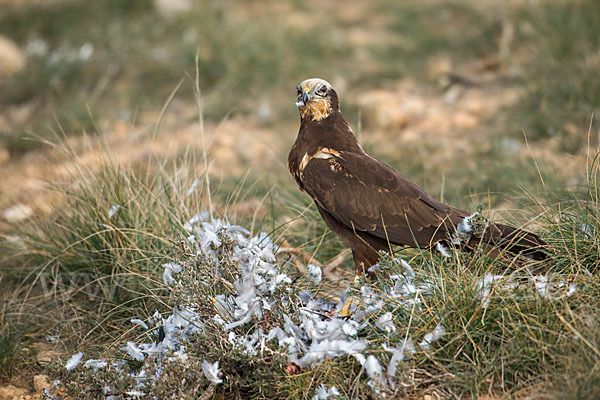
[360,286,385,312]
[168,307,187,328]
[162,262,182,286]
[213,314,226,325]
[342,321,358,336]
[65,352,83,371]
[125,390,145,397]
[419,324,446,351]
[532,275,549,298]
[580,223,593,237]
[375,312,396,333]
[199,226,222,250]
[364,355,385,389]
[84,359,107,370]
[130,319,149,330]
[307,264,322,285]
[385,339,415,379]
[186,178,202,197]
[354,353,366,366]
[436,242,452,258]
[295,339,367,367]
[183,212,209,232]
[476,274,504,308]
[62,215,564,397]
[455,213,476,243]
[108,205,120,218]
[202,360,223,384]
[566,284,578,296]
[312,384,340,400]
[400,259,415,279]
[367,264,379,274]
[125,342,145,361]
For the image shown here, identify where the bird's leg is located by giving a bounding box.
[338,241,386,317]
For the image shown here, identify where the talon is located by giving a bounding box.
[338,275,362,317]
[338,298,353,317]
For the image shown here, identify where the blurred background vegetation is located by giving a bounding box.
[0,0,598,208]
[0,0,599,397]
[1,0,598,150]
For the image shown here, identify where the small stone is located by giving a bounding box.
[33,375,50,393]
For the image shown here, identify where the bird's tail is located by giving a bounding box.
[476,223,548,261]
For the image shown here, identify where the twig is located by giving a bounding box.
[198,383,215,400]
[323,249,352,274]
[276,239,323,267]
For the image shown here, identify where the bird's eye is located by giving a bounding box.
[316,85,327,96]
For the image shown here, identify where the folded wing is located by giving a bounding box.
[300,151,468,248]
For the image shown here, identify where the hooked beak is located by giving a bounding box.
[295,91,310,107]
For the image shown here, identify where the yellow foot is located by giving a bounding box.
[338,297,353,317]
[338,275,362,317]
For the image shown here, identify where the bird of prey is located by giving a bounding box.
[288,78,546,311]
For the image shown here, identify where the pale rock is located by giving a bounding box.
[0,384,28,400]
[427,56,452,81]
[2,204,33,222]
[0,35,25,77]
[442,85,463,104]
[35,350,52,365]
[256,101,272,121]
[153,0,192,17]
[358,89,428,130]
[453,111,478,129]
[0,146,9,165]
[33,375,50,393]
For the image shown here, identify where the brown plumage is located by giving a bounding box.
[288,78,546,278]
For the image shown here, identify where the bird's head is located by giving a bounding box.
[295,78,339,121]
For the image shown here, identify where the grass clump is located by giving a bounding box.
[0,320,26,382]
[549,308,600,400]
[45,237,597,398]
[0,155,216,353]
[36,164,600,398]
[41,210,296,399]
[536,153,600,274]
[1,149,597,399]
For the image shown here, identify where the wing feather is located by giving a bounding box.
[301,152,467,247]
